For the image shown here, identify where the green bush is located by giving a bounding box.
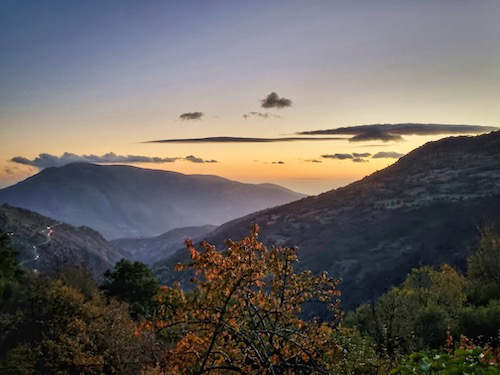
[391,347,499,374]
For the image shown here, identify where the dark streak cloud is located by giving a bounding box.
[372,151,405,159]
[179,112,203,120]
[350,130,403,143]
[243,112,281,119]
[353,158,369,163]
[272,161,285,164]
[261,92,292,108]
[144,136,345,143]
[11,152,217,169]
[298,123,497,142]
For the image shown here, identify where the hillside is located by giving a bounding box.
[0,204,128,277]
[112,224,217,265]
[0,163,305,239]
[156,131,500,309]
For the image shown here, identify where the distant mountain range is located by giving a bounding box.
[112,224,217,265]
[0,163,305,239]
[156,131,500,309]
[0,204,128,278]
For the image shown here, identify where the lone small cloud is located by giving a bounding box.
[261,92,292,109]
[179,112,203,120]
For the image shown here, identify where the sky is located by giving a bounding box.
[1,0,499,194]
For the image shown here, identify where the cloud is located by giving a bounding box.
[10,152,218,169]
[184,155,218,163]
[305,159,322,163]
[272,161,285,164]
[243,112,281,119]
[144,136,345,143]
[353,152,371,158]
[372,151,405,159]
[261,92,292,108]
[297,123,497,142]
[2,166,18,175]
[320,150,405,162]
[321,153,353,160]
[0,165,38,187]
[350,130,403,142]
[179,112,203,120]
[321,153,373,163]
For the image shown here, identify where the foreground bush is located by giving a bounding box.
[140,225,342,374]
[391,346,499,374]
[0,274,154,374]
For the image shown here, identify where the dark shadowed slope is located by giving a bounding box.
[112,224,217,265]
[157,131,500,310]
[0,204,128,278]
[0,163,305,239]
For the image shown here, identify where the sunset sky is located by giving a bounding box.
[1,0,499,194]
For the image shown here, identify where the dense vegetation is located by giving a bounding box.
[0,225,498,374]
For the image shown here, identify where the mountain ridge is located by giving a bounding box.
[0,203,129,278]
[156,132,500,309]
[0,163,305,239]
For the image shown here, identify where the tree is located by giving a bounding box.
[0,276,152,374]
[0,232,23,303]
[141,225,341,374]
[467,226,500,305]
[347,265,467,354]
[101,259,161,319]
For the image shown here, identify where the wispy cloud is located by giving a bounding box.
[298,123,497,142]
[305,159,322,163]
[10,152,217,169]
[144,136,345,143]
[321,153,353,160]
[243,112,281,119]
[320,150,406,163]
[372,151,405,159]
[184,155,218,163]
[261,92,292,108]
[179,112,203,120]
[353,152,371,158]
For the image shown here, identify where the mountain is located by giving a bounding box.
[0,204,128,278]
[156,131,500,310]
[0,163,305,239]
[112,224,217,265]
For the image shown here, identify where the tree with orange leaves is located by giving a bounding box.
[141,225,341,374]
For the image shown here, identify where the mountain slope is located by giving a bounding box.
[0,163,305,239]
[0,204,128,277]
[112,224,217,265]
[157,131,500,310]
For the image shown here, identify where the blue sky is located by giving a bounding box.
[1,0,499,193]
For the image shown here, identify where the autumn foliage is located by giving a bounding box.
[141,224,341,374]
